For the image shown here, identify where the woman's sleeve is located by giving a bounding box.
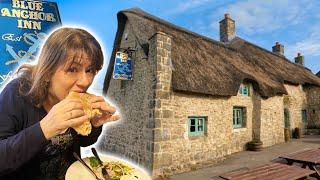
[0,79,48,175]
[78,126,102,147]
[0,114,48,175]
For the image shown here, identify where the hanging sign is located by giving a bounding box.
[0,0,61,86]
[113,51,133,80]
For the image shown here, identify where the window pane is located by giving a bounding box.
[243,87,247,94]
[233,110,237,125]
[237,110,240,124]
[239,109,243,125]
[233,108,244,128]
[190,125,195,132]
[188,117,207,136]
[190,119,195,125]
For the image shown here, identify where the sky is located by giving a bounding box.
[50,0,320,92]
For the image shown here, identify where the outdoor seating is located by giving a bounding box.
[279,148,320,178]
[219,163,315,180]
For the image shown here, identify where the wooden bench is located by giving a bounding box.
[219,163,315,180]
[279,148,320,178]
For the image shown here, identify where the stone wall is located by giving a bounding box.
[101,20,155,172]
[151,32,175,177]
[153,82,310,176]
[283,84,307,136]
[259,95,284,147]
[153,82,255,176]
[305,86,320,128]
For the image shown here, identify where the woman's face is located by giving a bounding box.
[47,51,97,103]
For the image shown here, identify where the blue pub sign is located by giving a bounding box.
[0,0,61,86]
[113,51,133,80]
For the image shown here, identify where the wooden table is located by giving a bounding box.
[279,148,320,178]
[219,163,315,180]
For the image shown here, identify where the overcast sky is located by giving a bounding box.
[51,0,320,92]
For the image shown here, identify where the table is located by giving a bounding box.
[279,148,320,178]
[219,163,315,180]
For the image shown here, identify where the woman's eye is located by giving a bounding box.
[67,67,78,73]
[86,68,95,74]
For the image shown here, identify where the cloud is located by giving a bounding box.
[166,0,213,14]
[210,0,315,35]
[287,40,320,57]
[286,23,320,58]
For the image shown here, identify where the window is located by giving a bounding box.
[233,107,246,128]
[188,117,207,136]
[239,84,250,96]
[301,110,307,123]
[284,108,290,128]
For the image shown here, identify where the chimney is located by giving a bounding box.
[219,13,235,43]
[294,53,304,66]
[272,42,284,56]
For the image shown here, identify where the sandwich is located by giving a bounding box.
[67,92,102,136]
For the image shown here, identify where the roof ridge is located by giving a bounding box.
[119,8,240,53]
[232,37,312,72]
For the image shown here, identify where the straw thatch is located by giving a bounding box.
[103,8,320,98]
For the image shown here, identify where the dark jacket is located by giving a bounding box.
[0,78,102,179]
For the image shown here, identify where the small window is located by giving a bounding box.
[239,84,250,96]
[284,108,290,128]
[233,107,246,128]
[188,117,207,136]
[301,110,307,123]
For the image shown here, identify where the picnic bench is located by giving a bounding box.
[219,163,315,180]
[279,148,320,178]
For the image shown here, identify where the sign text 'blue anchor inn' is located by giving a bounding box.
[0,0,61,86]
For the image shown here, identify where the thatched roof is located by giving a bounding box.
[103,8,320,98]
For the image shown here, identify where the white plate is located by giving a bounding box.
[65,156,152,180]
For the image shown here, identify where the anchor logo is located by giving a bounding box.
[0,71,13,84]
[5,31,47,66]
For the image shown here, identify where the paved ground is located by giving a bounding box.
[168,135,320,180]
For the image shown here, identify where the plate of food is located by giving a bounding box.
[65,155,152,180]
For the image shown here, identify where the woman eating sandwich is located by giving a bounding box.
[0,27,120,179]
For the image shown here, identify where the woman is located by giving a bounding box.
[0,27,120,179]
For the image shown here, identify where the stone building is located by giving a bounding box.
[100,8,320,177]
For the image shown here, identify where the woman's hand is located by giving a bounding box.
[89,96,120,127]
[40,98,88,140]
